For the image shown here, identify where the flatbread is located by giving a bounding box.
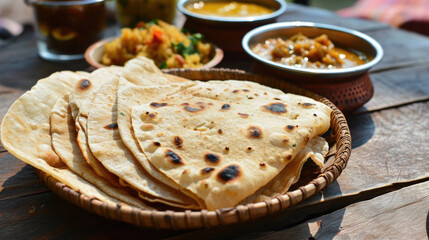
[116,57,196,191]
[0,71,120,204]
[116,57,208,206]
[1,56,333,212]
[73,59,188,187]
[51,95,152,209]
[69,66,123,186]
[130,80,332,210]
[86,75,199,208]
[241,136,329,204]
[69,66,123,120]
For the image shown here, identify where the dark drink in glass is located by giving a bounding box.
[26,0,106,61]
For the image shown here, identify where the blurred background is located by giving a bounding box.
[307,0,357,11]
[0,0,357,24]
[2,0,429,39]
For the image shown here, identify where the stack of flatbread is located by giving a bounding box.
[0,57,332,211]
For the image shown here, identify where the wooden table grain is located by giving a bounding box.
[1,4,428,239]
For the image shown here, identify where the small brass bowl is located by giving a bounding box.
[242,21,383,112]
[177,0,287,53]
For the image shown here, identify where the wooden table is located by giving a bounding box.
[1,4,428,239]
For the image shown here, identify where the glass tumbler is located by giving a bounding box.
[25,0,106,61]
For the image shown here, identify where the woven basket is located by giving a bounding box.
[36,68,351,230]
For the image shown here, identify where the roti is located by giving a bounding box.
[69,66,123,120]
[51,94,152,209]
[116,58,195,190]
[1,56,333,212]
[69,62,186,187]
[130,80,332,210]
[240,136,329,204]
[0,71,122,204]
[69,66,124,186]
[86,75,199,208]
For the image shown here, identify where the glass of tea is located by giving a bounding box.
[25,0,106,61]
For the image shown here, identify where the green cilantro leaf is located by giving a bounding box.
[160,62,167,69]
[146,19,159,27]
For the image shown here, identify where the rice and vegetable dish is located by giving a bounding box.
[102,20,213,68]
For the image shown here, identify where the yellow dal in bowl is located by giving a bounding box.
[186,1,274,17]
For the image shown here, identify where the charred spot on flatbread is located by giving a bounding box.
[173,136,183,148]
[238,113,249,118]
[203,182,209,189]
[217,164,241,182]
[78,79,91,90]
[165,150,183,165]
[285,125,298,131]
[142,111,158,120]
[201,167,215,174]
[299,102,316,108]
[104,123,118,130]
[263,102,287,114]
[247,126,263,139]
[221,104,231,110]
[232,89,250,95]
[282,137,289,144]
[150,102,168,108]
[183,102,210,113]
[204,152,222,164]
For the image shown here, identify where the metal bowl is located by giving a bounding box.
[242,22,384,111]
[177,0,287,25]
[177,0,287,52]
[242,21,383,77]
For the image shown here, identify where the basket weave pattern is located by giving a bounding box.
[36,69,351,229]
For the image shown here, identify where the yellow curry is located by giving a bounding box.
[186,1,274,17]
[252,33,368,69]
